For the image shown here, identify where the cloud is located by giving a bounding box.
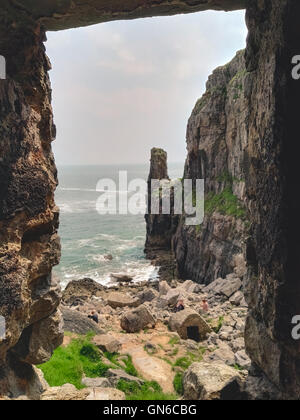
[46,10,247,165]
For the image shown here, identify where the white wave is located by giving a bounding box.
[57,261,159,290]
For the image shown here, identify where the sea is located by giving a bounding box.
[54,163,183,289]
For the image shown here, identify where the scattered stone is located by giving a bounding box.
[107,292,140,309]
[85,388,126,401]
[183,361,243,400]
[62,278,104,306]
[120,305,156,333]
[165,288,181,306]
[106,369,144,387]
[229,291,244,306]
[219,276,242,298]
[159,281,171,296]
[61,306,104,335]
[92,334,121,353]
[207,342,236,366]
[41,384,90,401]
[82,377,111,388]
[235,350,251,370]
[169,308,211,341]
[111,274,133,283]
[137,288,158,303]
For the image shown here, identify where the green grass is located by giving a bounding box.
[168,336,180,347]
[173,372,184,395]
[174,357,191,370]
[103,352,139,377]
[38,334,113,389]
[233,364,244,371]
[205,187,246,219]
[213,316,225,334]
[117,379,177,401]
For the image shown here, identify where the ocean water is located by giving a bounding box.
[54,164,183,289]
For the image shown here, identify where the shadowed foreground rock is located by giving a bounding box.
[120,305,156,333]
[183,362,243,400]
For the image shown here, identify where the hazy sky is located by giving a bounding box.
[46,10,247,166]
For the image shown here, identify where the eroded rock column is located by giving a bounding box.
[0,12,63,398]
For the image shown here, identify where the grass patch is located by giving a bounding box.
[168,336,180,347]
[103,352,138,377]
[174,357,191,370]
[205,187,246,219]
[117,379,177,401]
[173,372,184,395]
[213,316,225,334]
[38,334,113,389]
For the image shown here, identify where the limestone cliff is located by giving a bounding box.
[145,51,249,285]
[173,50,249,284]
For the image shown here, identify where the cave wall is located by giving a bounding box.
[0,12,63,398]
[244,0,300,398]
[0,0,299,399]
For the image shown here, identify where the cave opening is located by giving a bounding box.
[45,11,247,290]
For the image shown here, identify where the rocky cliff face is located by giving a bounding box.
[172,50,248,285]
[0,15,63,398]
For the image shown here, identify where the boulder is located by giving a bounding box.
[220,276,242,298]
[229,291,244,306]
[92,334,121,353]
[82,377,111,388]
[180,280,201,294]
[183,362,243,400]
[165,288,181,306]
[207,342,236,366]
[41,384,90,401]
[168,308,211,341]
[62,278,104,306]
[107,292,140,309]
[137,288,158,303]
[235,350,251,370]
[61,306,104,335]
[120,305,156,333]
[111,274,133,283]
[159,280,171,296]
[85,388,126,401]
[106,369,144,387]
[203,275,242,299]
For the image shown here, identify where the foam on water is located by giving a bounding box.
[54,164,183,289]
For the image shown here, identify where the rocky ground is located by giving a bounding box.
[11,268,280,401]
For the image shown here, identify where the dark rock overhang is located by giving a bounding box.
[8,0,246,31]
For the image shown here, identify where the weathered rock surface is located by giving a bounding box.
[107,292,140,309]
[183,361,243,400]
[92,335,121,354]
[61,306,104,335]
[106,369,144,387]
[82,377,111,388]
[41,383,90,401]
[62,278,104,306]
[169,308,211,340]
[85,387,126,401]
[120,305,155,333]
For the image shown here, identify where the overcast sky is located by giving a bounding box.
[46,10,247,166]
